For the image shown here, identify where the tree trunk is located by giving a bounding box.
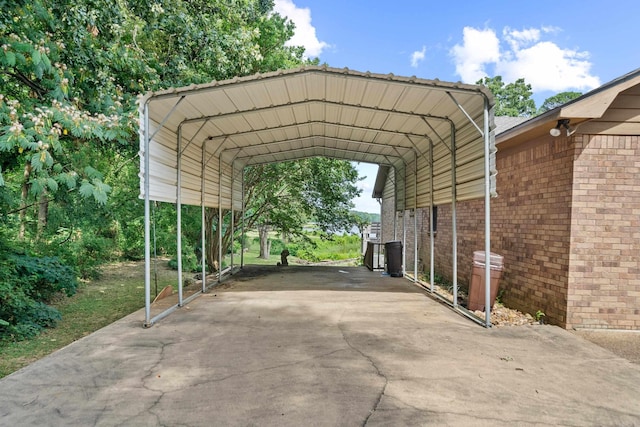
[204,207,219,272]
[19,163,32,241]
[37,189,49,238]
[258,224,269,259]
[204,208,240,272]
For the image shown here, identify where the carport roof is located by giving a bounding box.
[139,65,496,210]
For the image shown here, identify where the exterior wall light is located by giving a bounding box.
[550,119,574,137]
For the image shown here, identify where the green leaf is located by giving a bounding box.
[92,180,111,205]
[0,167,4,186]
[46,177,59,192]
[79,180,94,199]
[31,153,44,172]
[57,172,77,189]
[0,130,15,152]
[32,50,41,66]
[41,52,52,70]
[51,86,66,101]
[30,178,44,196]
[34,62,44,79]
[3,50,16,67]
[84,166,103,180]
[66,173,77,189]
[43,151,53,168]
[14,52,26,66]
[13,42,32,53]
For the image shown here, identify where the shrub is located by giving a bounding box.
[230,239,241,255]
[117,217,145,260]
[168,248,199,272]
[0,286,61,340]
[269,238,286,255]
[286,242,300,256]
[12,255,78,301]
[73,234,114,279]
[0,254,75,341]
[297,248,319,262]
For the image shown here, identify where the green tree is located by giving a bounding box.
[0,0,306,235]
[537,91,582,114]
[476,76,537,117]
[0,0,305,248]
[0,0,309,337]
[202,158,363,266]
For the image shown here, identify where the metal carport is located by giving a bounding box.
[138,65,496,327]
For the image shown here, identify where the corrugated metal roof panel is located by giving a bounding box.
[140,66,495,210]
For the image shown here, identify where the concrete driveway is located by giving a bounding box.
[1,265,639,426]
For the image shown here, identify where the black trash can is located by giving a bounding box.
[385,240,403,277]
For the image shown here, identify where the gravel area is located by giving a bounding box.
[477,303,536,327]
[427,283,537,327]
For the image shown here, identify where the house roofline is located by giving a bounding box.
[497,67,640,146]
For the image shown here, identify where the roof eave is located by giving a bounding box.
[496,67,640,148]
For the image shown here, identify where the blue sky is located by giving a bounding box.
[273,0,640,213]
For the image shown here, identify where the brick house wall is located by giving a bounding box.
[492,136,573,325]
[390,132,640,329]
[567,134,640,329]
[493,136,574,326]
[381,192,396,245]
[413,135,576,326]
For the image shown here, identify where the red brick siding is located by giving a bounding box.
[567,134,640,329]
[425,136,575,326]
[381,195,396,244]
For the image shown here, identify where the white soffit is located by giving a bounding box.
[139,65,495,210]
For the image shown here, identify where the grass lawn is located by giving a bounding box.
[0,260,177,379]
[0,233,362,379]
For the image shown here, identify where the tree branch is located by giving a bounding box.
[7,70,47,99]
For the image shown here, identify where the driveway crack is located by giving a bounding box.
[337,323,388,426]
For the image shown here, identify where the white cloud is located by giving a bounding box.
[450,27,501,83]
[496,41,600,92]
[411,46,426,68]
[273,0,329,58]
[503,27,541,51]
[451,25,600,92]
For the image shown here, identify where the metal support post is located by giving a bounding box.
[451,123,458,308]
[201,144,207,292]
[143,102,151,326]
[483,99,492,327]
[176,126,184,305]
